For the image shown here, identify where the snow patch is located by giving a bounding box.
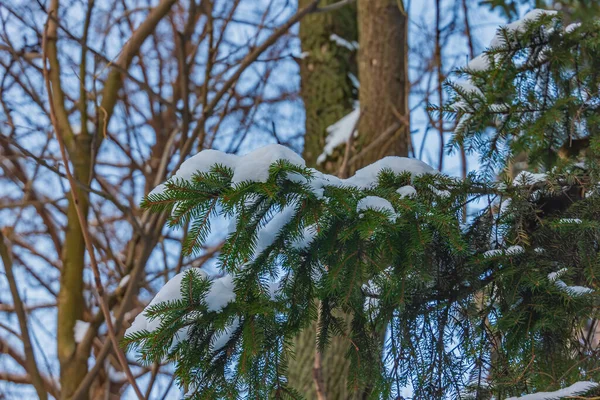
[464,9,557,73]
[151,144,305,195]
[329,34,358,51]
[233,145,305,185]
[74,320,90,344]
[467,54,491,71]
[292,225,317,250]
[107,363,127,382]
[483,245,524,258]
[153,145,436,199]
[490,9,558,47]
[505,245,524,255]
[455,80,483,95]
[343,157,436,189]
[396,185,417,198]
[548,268,594,297]
[565,22,581,33]
[548,268,568,282]
[429,185,451,198]
[357,196,396,222]
[125,269,235,336]
[118,275,130,289]
[513,171,547,186]
[559,218,582,224]
[483,249,504,258]
[255,206,297,257]
[506,381,598,400]
[317,108,360,165]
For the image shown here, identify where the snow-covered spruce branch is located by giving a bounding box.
[441,10,600,174]
[124,144,599,399]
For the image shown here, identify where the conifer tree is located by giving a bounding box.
[125,10,600,399]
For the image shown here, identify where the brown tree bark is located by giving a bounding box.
[299,0,358,167]
[354,0,409,170]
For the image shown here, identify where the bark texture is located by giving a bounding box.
[354,0,409,171]
[299,0,358,167]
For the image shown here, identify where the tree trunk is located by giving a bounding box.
[299,0,358,168]
[57,135,92,400]
[291,1,409,398]
[354,0,409,170]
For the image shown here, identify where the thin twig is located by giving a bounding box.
[313,0,356,13]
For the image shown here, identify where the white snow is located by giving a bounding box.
[74,320,90,344]
[490,9,558,47]
[499,198,512,214]
[396,185,417,198]
[548,268,594,297]
[125,269,235,336]
[293,156,434,198]
[106,363,127,382]
[489,103,510,113]
[467,54,491,71]
[286,169,342,199]
[211,317,240,351]
[348,72,360,89]
[455,80,483,95]
[450,80,485,113]
[343,156,436,189]
[505,245,524,255]
[124,270,285,353]
[292,225,317,250]
[356,196,396,222]
[506,381,598,400]
[483,249,503,258]
[513,171,547,186]
[464,9,557,73]
[454,113,472,132]
[255,205,297,257]
[118,275,130,289]
[317,108,360,165]
[205,274,236,312]
[151,144,305,195]
[559,218,582,224]
[548,268,568,282]
[565,22,581,33]
[329,34,358,51]
[483,245,524,258]
[153,145,436,201]
[429,184,451,198]
[141,146,441,353]
[555,281,594,296]
[232,145,305,185]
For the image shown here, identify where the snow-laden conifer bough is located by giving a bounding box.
[123,141,599,398]
[124,7,600,397]
[126,144,437,347]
